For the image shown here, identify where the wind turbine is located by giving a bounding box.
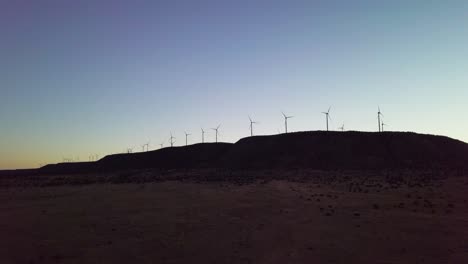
[201,128,205,143]
[143,141,150,152]
[184,131,191,146]
[169,132,176,147]
[282,112,293,133]
[159,140,165,149]
[338,123,345,132]
[378,106,383,132]
[249,116,258,136]
[381,122,388,132]
[322,107,332,131]
[212,124,221,143]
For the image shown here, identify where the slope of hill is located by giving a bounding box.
[24,131,468,175]
[38,143,233,174]
[97,142,232,170]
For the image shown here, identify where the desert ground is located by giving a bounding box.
[1,170,467,263]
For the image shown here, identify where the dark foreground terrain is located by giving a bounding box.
[1,169,467,263]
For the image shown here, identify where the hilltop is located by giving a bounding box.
[221,131,468,170]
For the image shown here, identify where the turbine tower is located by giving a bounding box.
[339,123,345,132]
[184,131,191,146]
[145,142,150,151]
[212,124,221,143]
[201,128,205,143]
[381,122,387,132]
[378,106,384,132]
[282,112,293,133]
[141,142,149,152]
[169,132,176,147]
[322,106,332,131]
[249,116,258,136]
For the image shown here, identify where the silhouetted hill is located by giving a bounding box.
[221,131,468,170]
[38,143,233,174]
[5,131,467,176]
[97,142,232,170]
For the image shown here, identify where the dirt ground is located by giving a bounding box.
[1,171,467,263]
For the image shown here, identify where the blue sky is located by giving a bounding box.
[1,0,467,169]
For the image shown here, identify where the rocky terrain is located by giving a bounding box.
[1,169,468,263]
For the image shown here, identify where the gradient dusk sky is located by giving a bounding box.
[1,0,467,169]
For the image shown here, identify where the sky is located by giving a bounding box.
[1,0,467,169]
